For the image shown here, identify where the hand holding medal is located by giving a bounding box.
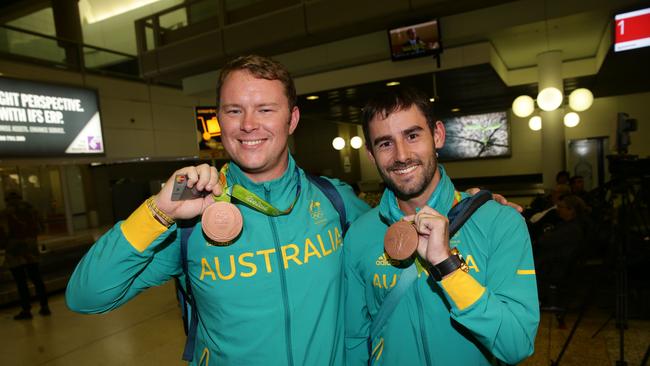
[384,206,450,263]
[171,164,301,244]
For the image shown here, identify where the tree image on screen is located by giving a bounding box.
[438,111,509,160]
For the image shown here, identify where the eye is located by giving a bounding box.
[225,108,241,115]
[377,140,392,149]
[407,132,419,140]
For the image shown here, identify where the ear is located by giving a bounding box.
[288,106,300,135]
[366,147,376,165]
[433,120,446,149]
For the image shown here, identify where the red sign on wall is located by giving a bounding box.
[615,7,650,52]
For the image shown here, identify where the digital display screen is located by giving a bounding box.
[438,111,510,161]
[0,77,104,157]
[388,19,442,61]
[196,106,222,150]
[614,7,650,52]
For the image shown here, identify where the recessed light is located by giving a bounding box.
[451,108,460,112]
[386,81,400,87]
[429,97,435,102]
[306,95,319,100]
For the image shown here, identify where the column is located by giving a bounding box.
[537,50,565,189]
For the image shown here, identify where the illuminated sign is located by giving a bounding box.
[0,77,104,157]
[614,7,650,52]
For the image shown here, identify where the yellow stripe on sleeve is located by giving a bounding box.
[516,269,536,275]
[121,201,169,252]
[440,269,486,310]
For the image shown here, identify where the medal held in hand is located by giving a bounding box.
[384,221,418,260]
[171,164,301,245]
[201,201,243,243]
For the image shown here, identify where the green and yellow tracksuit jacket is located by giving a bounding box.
[66,155,370,366]
[344,165,539,365]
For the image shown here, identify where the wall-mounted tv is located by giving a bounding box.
[438,111,510,161]
[388,19,442,61]
[0,77,104,157]
[614,6,650,52]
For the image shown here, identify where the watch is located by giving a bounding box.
[429,248,469,281]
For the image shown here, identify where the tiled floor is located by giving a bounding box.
[1,281,648,366]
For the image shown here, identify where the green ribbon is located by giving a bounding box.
[213,163,300,217]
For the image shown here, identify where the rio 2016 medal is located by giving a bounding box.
[202,201,243,244]
[384,221,418,260]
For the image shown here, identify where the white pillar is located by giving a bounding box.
[537,51,565,189]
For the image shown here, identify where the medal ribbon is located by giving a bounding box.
[212,163,301,216]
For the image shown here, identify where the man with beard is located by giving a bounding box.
[344,87,539,366]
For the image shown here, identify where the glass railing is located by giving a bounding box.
[134,0,305,52]
[0,24,140,80]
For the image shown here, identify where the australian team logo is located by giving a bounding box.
[309,200,327,225]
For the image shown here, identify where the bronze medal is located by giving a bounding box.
[384,221,418,260]
[201,201,243,244]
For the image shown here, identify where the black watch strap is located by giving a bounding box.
[430,253,463,281]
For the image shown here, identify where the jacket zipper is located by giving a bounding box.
[266,188,295,366]
[415,282,433,366]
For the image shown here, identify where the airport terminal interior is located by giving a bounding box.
[0,0,649,365]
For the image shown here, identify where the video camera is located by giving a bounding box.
[616,112,637,155]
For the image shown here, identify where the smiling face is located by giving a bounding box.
[366,105,445,202]
[218,70,299,182]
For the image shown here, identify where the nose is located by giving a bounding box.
[240,110,259,132]
[394,139,409,162]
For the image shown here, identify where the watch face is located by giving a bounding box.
[451,247,470,273]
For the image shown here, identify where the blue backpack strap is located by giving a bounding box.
[178,223,199,362]
[368,190,492,348]
[305,173,349,235]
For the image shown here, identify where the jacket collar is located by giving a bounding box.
[226,153,299,198]
[378,164,456,225]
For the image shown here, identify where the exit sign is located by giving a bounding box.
[614,7,650,52]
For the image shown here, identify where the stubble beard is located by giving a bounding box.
[379,156,437,201]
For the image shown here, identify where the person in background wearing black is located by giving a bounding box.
[0,191,50,320]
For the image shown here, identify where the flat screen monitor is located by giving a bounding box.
[614,7,650,52]
[0,77,104,157]
[438,111,510,161]
[388,19,441,61]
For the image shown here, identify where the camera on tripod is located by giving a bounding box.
[616,112,637,155]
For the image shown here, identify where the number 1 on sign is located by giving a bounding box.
[617,19,625,35]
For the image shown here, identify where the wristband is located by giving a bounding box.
[146,196,175,227]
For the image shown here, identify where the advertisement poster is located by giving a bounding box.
[0,77,104,157]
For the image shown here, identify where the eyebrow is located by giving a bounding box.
[372,125,425,146]
[220,102,281,109]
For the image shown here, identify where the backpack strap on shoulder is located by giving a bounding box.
[305,173,349,235]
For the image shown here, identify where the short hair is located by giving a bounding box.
[217,55,297,110]
[361,86,435,150]
[556,170,570,183]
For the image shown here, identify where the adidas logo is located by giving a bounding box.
[376,253,400,266]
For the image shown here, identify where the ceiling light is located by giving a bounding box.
[568,88,593,112]
[512,95,535,118]
[451,108,460,112]
[332,137,346,150]
[386,81,400,87]
[350,136,363,149]
[563,112,580,127]
[429,97,435,102]
[528,116,542,131]
[306,95,319,100]
[536,87,563,111]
